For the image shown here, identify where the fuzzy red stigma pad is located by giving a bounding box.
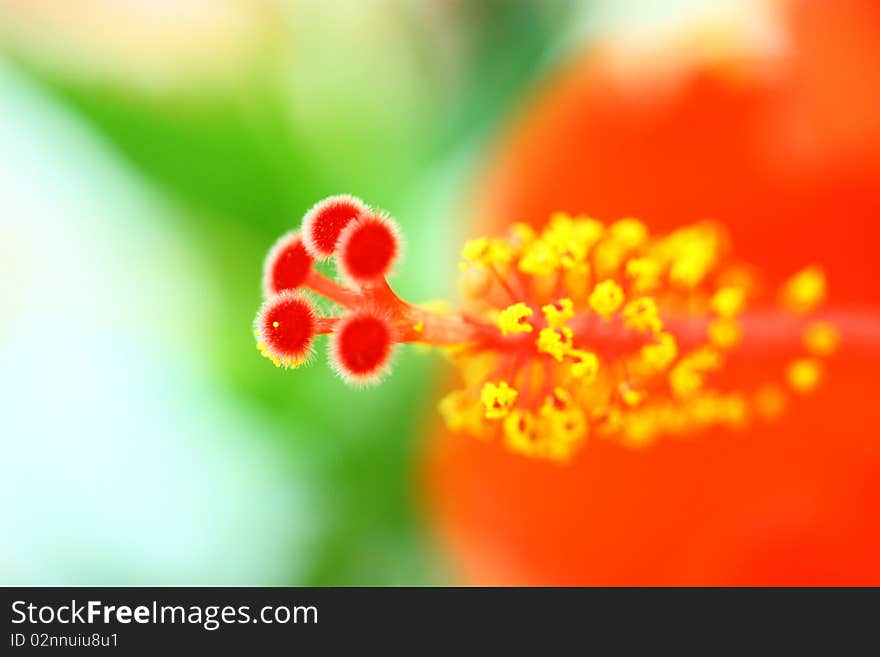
[337,212,400,284]
[302,194,368,259]
[256,291,317,364]
[263,232,313,296]
[331,313,394,383]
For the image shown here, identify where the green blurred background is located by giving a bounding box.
[0,0,727,584]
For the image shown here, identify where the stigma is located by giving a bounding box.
[254,196,838,463]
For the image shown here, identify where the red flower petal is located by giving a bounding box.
[424,0,880,585]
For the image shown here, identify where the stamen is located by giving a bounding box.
[781,266,826,314]
[588,280,625,320]
[497,302,534,335]
[542,299,575,329]
[708,318,742,350]
[480,381,518,419]
[786,358,822,393]
[803,321,840,357]
[254,197,839,463]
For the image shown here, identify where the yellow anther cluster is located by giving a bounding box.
[254,329,304,368]
[625,257,662,292]
[535,298,579,362]
[436,211,835,462]
[641,332,678,371]
[518,239,559,276]
[515,212,605,276]
[256,340,282,368]
[503,410,540,457]
[542,298,575,329]
[782,266,826,314]
[708,317,741,350]
[503,389,588,463]
[480,380,518,419]
[710,286,746,318]
[438,390,489,437]
[803,321,839,357]
[569,350,599,381]
[593,240,625,276]
[537,327,573,361]
[509,222,537,249]
[609,218,648,249]
[496,302,534,335]
[545,212,603,253]
[461,237,514,268]
[600,389,750,448]
[620,384,646,407]
[669,347,723,398]
[622,297,663,334]
[786,358,821,393]
[588,279,625,319]
[660,224,722,289]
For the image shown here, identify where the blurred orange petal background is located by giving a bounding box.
[425,0,880,585]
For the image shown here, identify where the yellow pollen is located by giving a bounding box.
[518,239,559,276]
[437,390,486,437]
[786,358,822,393]
[461,236,514,267]
[537,327,573,362]
[609,218,648,249]
[542,298,575,329]
[593,241,625,276]
[670,256,711,288]
[620,384,646,407]
[543,213,590,269]
[710,286,746,318]
[782,266,826,314]
[620,411,659,448]
[622,296,663,334]
[541,389,587,456]
[256,341,282,368]
[272,321,280,328]
[669,348,722,398]
[509,222,537,250]
[803,321,839,357]
[437,391,466,431]
[708,317,742,350]
[640,332,678,371]
[461,237,489,261]
[663,225,720,288]
[687,346,723,370]
[588,279,624,320]
[503,410,541,457]
[669,365,703,398]
[569,349,599,382]
[432,210,832,461]
[497,302,534,335]
[572,217,604,249]
[480,380,518,419]
[625,257,662,292]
